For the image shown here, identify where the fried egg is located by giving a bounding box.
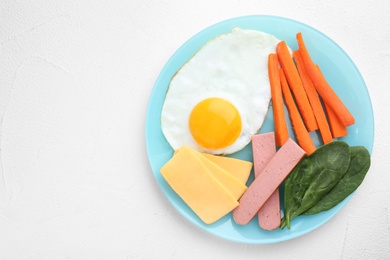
[161,27,282,155]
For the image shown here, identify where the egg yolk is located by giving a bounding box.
[189,98,242,150]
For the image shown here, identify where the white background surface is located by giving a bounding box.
[1,0,389,259]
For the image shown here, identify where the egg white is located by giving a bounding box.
[161,27,282,155]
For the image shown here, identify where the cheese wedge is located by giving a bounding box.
[161,146,239,224]
[190,150,247,200]
[201,153,252,185]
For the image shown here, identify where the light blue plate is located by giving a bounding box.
[145,15,374,244]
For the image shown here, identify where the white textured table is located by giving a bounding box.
[1,1,389,259]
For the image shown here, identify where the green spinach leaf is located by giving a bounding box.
[281,141,351,229]
[304,146,371,215]
[281,156,313,229]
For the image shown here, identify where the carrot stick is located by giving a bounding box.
[293,50,333,144]
[325,100,348,138]
[279,68,316,155]
[315,64,348,138]
[276,41,318,132]
[268,53,289,146]
[324,102,348,138]
[296,32,355,126]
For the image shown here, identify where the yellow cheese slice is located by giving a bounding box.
[161,146,239,224]
[190,149,247,200]
[201,153,252,185]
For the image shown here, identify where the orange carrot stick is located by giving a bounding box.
[276,41,318,132]
[268,53,289,146]
[279,68,316,155]
[316,64,348,138]
[296,32,355,126]
[324,103,348,138]
[293,50,333,144]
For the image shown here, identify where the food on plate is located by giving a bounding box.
[296,32,355,127]
[160,146,252,224]
[160,28,282,155]
[233,138,305,225]
[304,146,370,215]
[280,68,316,155]
[324,98,348,138]
[191,149,247,200]
[269,33,356,154]
[316,62,348,138]
[281,141,357,229]
[160,146,238,224]
[158,25,368,235]
[252,132,280,230]
[268,54,288,147]
[201,152,252,185]
[189,98,242,152]
[293,50,333,144]
[276,41,318,132]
